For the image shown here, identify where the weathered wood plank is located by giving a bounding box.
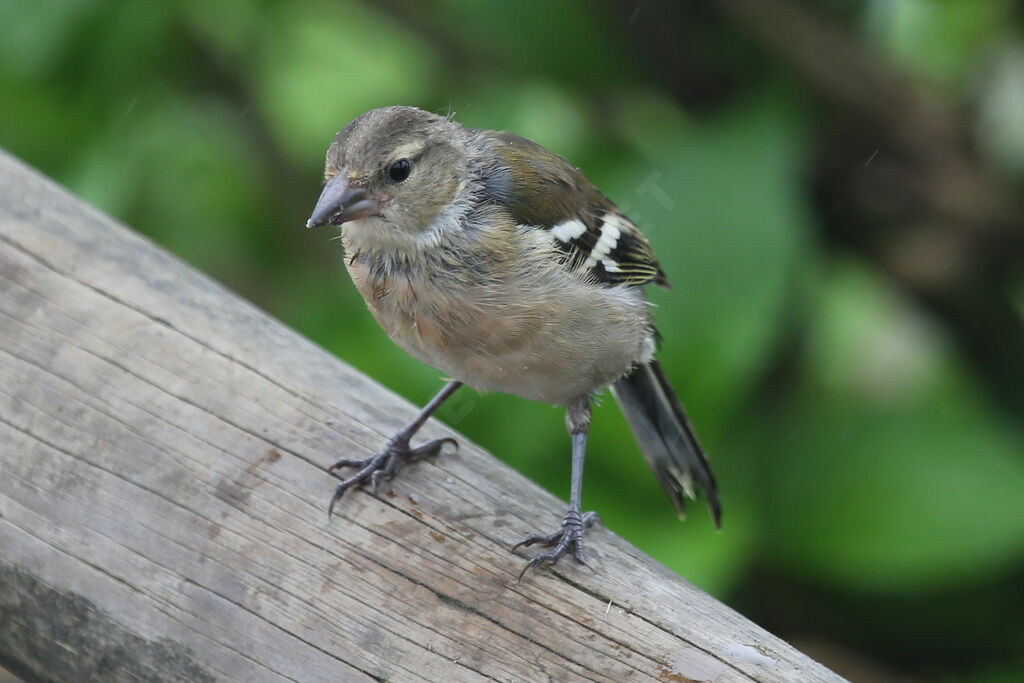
[0,148,845,682]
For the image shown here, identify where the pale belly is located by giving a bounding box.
[347,258,652,405]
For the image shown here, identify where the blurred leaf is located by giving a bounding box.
[809,259,949,404]
[976,45,1024,175]
[456,81,593,163]
[0,73,94,173]
[864,0,1012,86]
[254,0,438,164]
[768,397,1024,592]
[436,0,636,86]
[0,0,103,77]
[963,662,1024,683]
[756,263,1024,592]
[66,94,266,280]
[183,0,267,61]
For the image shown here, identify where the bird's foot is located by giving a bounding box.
[327,434,457,516]
[513,509,600,580]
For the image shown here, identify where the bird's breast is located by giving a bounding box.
[343,235,652,405]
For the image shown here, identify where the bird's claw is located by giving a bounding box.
[327,436,457,516]
[514,509,600,580]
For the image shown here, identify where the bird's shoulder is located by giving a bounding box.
[471,129,668,288]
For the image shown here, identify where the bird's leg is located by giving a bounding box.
[327,380,462,516]
[514,397,600,579]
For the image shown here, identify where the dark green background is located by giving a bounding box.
[3,1,1023,680]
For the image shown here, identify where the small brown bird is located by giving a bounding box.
[307,106,719,577]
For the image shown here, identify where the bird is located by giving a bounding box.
[306,105,720,578]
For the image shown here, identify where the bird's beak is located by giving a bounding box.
[306,173,382,228]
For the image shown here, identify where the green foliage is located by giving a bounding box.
[757,263,1024,592]
[865,0,1013,85]
[2,0,1023,680]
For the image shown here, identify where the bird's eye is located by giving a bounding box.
[388,158,412,182]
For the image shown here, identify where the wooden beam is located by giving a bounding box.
[0,149,844,682]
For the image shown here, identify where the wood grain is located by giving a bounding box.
[0,149,844,682]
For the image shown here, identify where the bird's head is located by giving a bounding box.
[306,106,468,250]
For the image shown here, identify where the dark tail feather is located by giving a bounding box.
[611,359,721,528]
